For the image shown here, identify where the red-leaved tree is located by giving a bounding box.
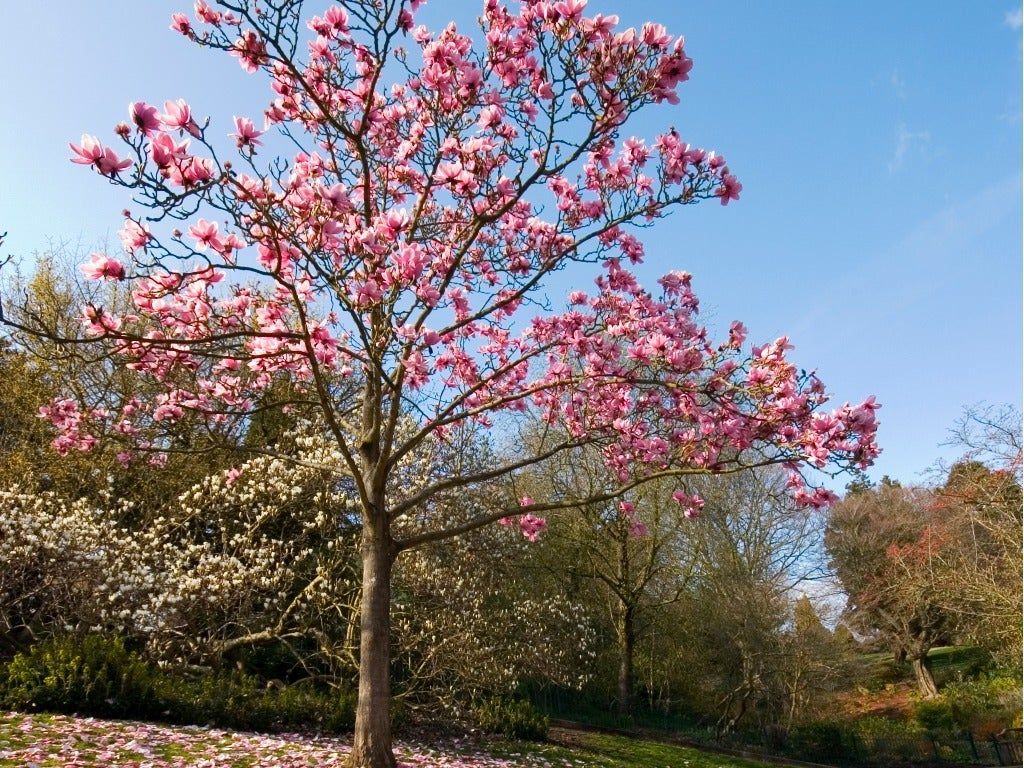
[2,2,880,765]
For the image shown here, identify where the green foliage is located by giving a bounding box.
[941,675,1021,730]
[833,623,858,648]
[853,717,928,764]
[854,716,925,739]
[784,721,852,762]
[160,671,356,733]
[474,696,549,741]
[927,646,992,685]
[1,634,160,718]
[792,595,829,639]
[914,697,955,733]
[542,730,775,768]
[858,645,992,690]
[782,716,939,766]
[0,634,356,733]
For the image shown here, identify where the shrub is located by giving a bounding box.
[1,634,159,718]
[914,697,955,733]
[942,675,1021,732]
[855,716,928,765]
[785,722,852,763]
[1,634,357,733]
[474,696,549,741]
[156,671,356,733]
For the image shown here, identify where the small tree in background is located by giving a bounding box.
[526,450,696,716]
[0,254,225,505]
[923,405,1022,667]
[826,483,949,697]
[679,468,833,732]
[782,595,849,727]
[1,3,878,765]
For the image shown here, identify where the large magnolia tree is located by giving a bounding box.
[2,2,879,765]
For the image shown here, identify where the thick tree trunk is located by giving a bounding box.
[617,607,635,716]
[911,654,939,698]
[349,520,396,768]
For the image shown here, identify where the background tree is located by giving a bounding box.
[923,405,1022,667]
[1,252,230,505]
[393,523,596,710]
[825,483,949,697]
[2,3,879,765]
[526,450,695,716]
[681,468,834,731]
[780,595,849,728]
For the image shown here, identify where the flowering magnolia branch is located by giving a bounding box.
[13,0,880,622]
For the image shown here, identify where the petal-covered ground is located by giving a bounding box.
[0,711,775,768]
[0,711,587,768]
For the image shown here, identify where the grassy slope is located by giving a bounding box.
[857,645,990,685]
[539,729,777,768]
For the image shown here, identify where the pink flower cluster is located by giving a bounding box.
[38,399,97,454]
[80,252,125,281]
[70,134,131,176]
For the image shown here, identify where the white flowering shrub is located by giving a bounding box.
[0,490,122,644]
[0,421,595,704]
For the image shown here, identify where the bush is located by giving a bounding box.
[1,634,159,718]
[474,696,549,741]
[942,675,1021,732]
[914,697,955,733]
[159,672,356,733]
[0,634,357,733]
[855,716,928,765]
[785,722,852,763]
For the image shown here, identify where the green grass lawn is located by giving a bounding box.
[857,645,990,687]
[538,728,776,768]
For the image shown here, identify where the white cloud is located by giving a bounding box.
[890,69,907,100]
[1005,7,1023,29]
[889,123,931,173]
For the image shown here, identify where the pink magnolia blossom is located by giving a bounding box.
[159,98,198,135]
[129,101,161,135]
[69,134,131,175]
[80,252,125,281]
[69,134,104,165]
[231,30,267,72]
[727,320,747,348]
[119,219,151,253]
[194,0,221,25]
[231,116,263,149]
[672,490,705,519]
[170,13,192,35]
[187,219,222,251]
[716,171,742,205]
[519,513,548,541]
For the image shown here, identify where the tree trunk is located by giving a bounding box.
[617,607,635,716]
[349,519,396,768]
[911,654,939,698]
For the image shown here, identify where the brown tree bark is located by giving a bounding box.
[911,653,939,698]
[617,606,635,716]
[349,514,397,768]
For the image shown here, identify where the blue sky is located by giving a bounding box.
[0,1,1020,486]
